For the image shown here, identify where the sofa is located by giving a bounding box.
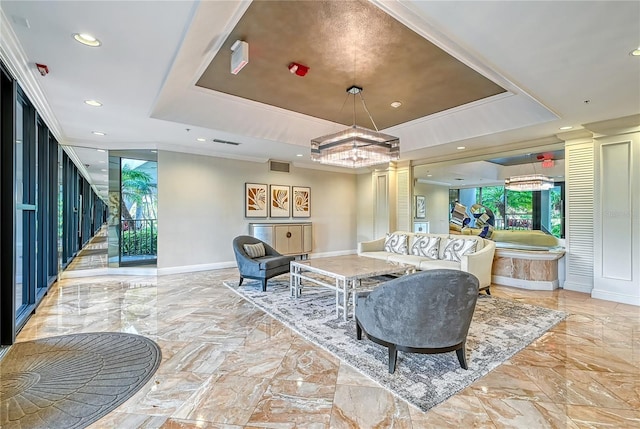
[462,228,560,250]
[358,231,495,293]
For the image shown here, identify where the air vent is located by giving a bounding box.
[212,138,241,146]
[269,160,290,173]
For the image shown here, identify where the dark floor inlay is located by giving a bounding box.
[1,332,161,429]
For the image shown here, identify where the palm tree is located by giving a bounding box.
[120,164,156,222]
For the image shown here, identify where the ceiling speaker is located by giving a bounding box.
[230,40,249,75]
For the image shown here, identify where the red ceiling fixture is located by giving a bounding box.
[35,63,49,76]
[288,62,309,77]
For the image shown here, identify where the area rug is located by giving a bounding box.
[0,332,161,429]
[223,277,566,412]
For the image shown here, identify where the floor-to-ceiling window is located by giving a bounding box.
[0,59,103,345]
[15,89,37,326]
[108,152,158,267]
[0,61,16,344]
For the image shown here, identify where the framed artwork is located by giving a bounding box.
[415,195,426,219]
[292,186,311,218]
[270,184,290,218]
[245,183,268,218]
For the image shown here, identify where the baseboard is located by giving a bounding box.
[310,249,357,258]
[157,261,237,275]
[60,267,158,279]
[591,289,640,306]
[492,275,558,291]
[562,281,593,294]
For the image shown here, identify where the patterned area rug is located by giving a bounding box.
[224,276,566,412]
[0,332,161,428]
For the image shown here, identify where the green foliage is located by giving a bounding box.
[121,164,157,220]
[121,226,157,256]
[480,186,505,218]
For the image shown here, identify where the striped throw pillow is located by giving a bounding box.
[243,242,266,258]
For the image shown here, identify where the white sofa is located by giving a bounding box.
[358,231,495,293]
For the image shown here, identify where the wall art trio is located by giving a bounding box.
[245,183,310,218]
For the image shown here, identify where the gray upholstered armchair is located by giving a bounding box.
[355,269,479,373]
[232,235,295,292]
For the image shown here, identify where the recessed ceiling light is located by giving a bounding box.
[96,149,106,153]
[630,48,640,56]
[92,131,106,136]
[559,126,573,130]
[196,138,206,142]
[84,99,102,107]
[457,146,466,150]
[296,154,303,157]
[390,101,402,108]
[73,33,101,47]
[427,174,432,177]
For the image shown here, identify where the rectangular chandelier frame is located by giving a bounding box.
[311,125,399,168]
[504,174,554,191]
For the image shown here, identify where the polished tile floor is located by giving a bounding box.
[14,232,640,428]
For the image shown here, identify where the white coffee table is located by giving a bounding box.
[289,255,410,320]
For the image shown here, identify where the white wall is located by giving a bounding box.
[414,181,450,233]
[157,151,358,271]
[356,173,375,242]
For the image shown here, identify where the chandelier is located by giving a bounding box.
[311,86,399,168]
[504,174,554,191]
[505,153,555,191]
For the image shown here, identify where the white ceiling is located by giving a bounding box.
[1,1,639,199]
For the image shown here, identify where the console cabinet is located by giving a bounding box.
[249,222,312,256]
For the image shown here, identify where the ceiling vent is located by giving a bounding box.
[269,160,290,173]
[212,138,240,146]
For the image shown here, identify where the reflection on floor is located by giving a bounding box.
[15,236,640,428]
[65,228,108,272]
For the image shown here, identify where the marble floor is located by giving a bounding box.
[13,233,640,428]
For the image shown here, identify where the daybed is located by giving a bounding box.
[358,231,495,293]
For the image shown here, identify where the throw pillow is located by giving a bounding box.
[243,242,266,258]
[441,238,477,262]
[384,233,408,254]
[410,235,440,259]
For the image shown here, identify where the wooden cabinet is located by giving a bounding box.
[249,223,312,256]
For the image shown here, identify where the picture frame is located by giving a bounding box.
[415,195,426,219]
[245,183,268,218]
[269,184,291,218]
[292,186,311,218]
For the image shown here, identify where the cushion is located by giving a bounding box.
[441,238,477,262]
[384,233,408,254]
[243,242,266,258]
[410,235,440,259]
[257,256,292,270]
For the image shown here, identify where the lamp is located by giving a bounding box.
[505,155,554,191]
[311,85,399,168]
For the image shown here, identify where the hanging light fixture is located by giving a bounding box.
[311,85,399,168]
[505,154,554,191]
